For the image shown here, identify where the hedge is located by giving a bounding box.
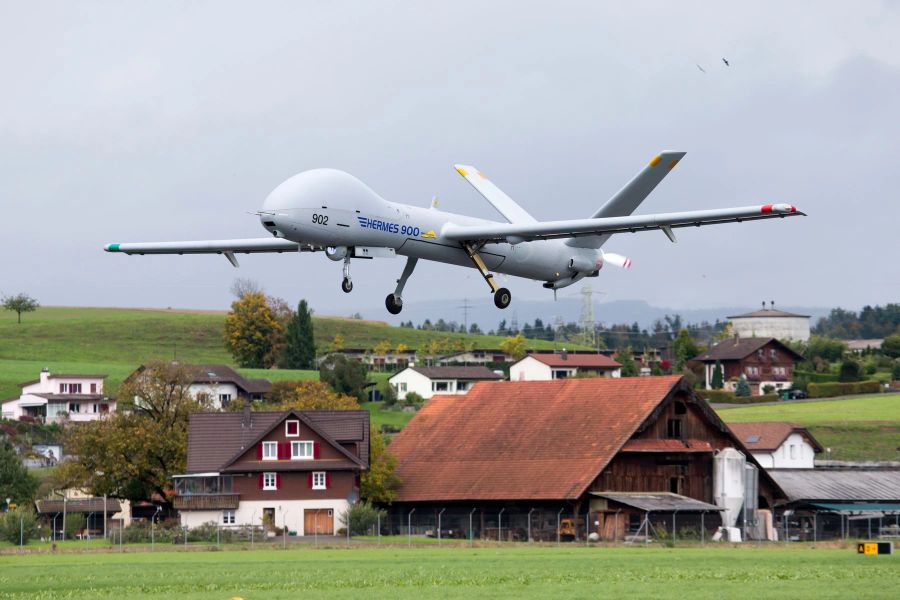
[698,390,779,404]
[807,380,882,398]
[794,371,840,383]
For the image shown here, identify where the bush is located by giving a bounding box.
[64,513,86,539]
[838,360,862,382]
[706,393,778,405]
[121,519,181,544]
[186,521,234,543]
[381,382,398,408]
[891,362,900,381]
[338,501,386,535]
[403,391,426,408]
[734,377,751,397]
[807,381,882,398]
[697,390,735,403]
[0,508,39,544]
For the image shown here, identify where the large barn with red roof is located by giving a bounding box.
[386,375,784,541]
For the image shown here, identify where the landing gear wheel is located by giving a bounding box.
[494,287,512,309]
[341,278,353,293]
[385,293,403,315]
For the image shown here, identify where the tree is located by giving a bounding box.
[883,335,900,359]
[0,507,38,544]
[56,362,204,510]
[734,376,751,397]
[672,329,700,371]
[280,300,316,369]
[500,333,527,361]
[891,361,900,381]
[614,347,639,377]
[0,443,40,505]
[711,360,724,389]
[805,336,848,362]
[332,334,345,351]
[319,354,368,401]
[224,291,284,368]
[268,380,360,411]
[2,293,39,324]
[338,500,387,535]
[360,427,401,504]
[838,359,862,382]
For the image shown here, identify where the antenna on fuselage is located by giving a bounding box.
[431,196,439,208]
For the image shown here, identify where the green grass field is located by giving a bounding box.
[0,545,895,599]
[718,394,900,461]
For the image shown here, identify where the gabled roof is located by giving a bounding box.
[127,363,272,395]
[692,337,803,362]
[395,366,504,381]
[185,410,369,473]
[35,498,121,514]
[769,469,900,502]
[728,422,824,453]
[389,376,686,502]
[522,352,622,369]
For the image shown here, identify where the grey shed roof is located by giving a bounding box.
[591,492,723,512]
[769,469,900,502]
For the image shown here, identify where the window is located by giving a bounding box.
[669,477,682,494]
[262,441,278,461]
[292,441,313,459]
[218,393,232,407]
[673,401,687,415]
[90,383,97,394]
[312,471,327,490]
[553,370,569,380]
[770,349,778,360]
[59,383,83,394]
[68,403,81,413]
[223,510,235,525]
[396,382,407,393]
[457,381,469,392]
[432,381,450,392]
[745,366,759,377]
[790,445,797,459]
[92,404,98,413]
[263,472,277,490]
[285,420,300,437]
[666,418,682,439]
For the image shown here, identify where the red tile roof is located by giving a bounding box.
[389,376,684,502]
[526,353,622,368]
[728,422,824,453]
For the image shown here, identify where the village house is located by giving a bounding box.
[436,349,515,366]
[727,422,824,469]
[691,337,803,395]
[126,363,271,409]
[1,369,114,423]
[173,409,369,536]
[387,376,785,542]
[388,366,503,401]
[509,351,622,381]
[317,348,418,370]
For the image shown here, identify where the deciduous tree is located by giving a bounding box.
[1,293,39,324]
[319,354,368,401]
[673,329,700,371]
[360,427,400,504]
[500,333,527,361]
[268,380,360,411]
[0,442,40,505]
[224,291,284,368]
[614,347,639,377]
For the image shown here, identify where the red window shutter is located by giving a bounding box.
[278,442,289,460]
[275,473,281,489]
[257,474,263,489]
[313,441,321,459]
[256,444,263,460]
[325,473,330,489]
[307,473,313,488]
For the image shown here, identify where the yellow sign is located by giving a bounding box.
[858,543,878,555]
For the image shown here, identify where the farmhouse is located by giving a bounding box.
[388,366,503,401]
[173,408,369,535]
[728,422,824,469]
[728,302,810,342]
[1,368,114,423]
[509,351,622,381]
[436,349,515,366]
[691,337,803,395]
[387,376,784,541]
[126,363,271,409]
[317,348,418,370]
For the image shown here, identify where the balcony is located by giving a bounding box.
[173,494,240,510]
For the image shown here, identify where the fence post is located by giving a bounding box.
[377,513,381,546]
[151,516,155,551]
[527,508,535,543]
[469,508,476,547]
[701,512,705,545]
[408,508,416,548]
[437,508,445,546]
[672,510,677,546]
[119,520,123,552]
[557,508,564,546]
[183,525,188,550]
[498,508,505,543]
[20,516,24,548]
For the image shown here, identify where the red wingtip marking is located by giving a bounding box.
[761,204,773,214]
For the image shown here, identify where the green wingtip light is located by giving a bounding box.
[106,243,120,252]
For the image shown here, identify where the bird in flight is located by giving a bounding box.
[722,58,730,66]
[696,64,706,73]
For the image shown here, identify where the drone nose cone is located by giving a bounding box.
[262,168,387,212]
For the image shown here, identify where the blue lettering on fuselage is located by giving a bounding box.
[357,216,422,237]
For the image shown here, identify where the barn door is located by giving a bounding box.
[304,509,334,535]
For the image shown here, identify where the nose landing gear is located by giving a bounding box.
[341,256,353,293]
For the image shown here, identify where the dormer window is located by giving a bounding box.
[262,441,278,460]
[285,420,300,437]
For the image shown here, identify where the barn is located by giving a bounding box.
[386,376,785,541]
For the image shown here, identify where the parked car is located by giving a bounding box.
[780,389,807,400]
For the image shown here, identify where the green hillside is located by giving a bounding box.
[0,306,572,400]
[717,395,900,461]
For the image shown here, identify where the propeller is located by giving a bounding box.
[600,250,632,269]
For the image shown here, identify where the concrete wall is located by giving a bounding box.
[179,498,350,535]
[730,317,810,342]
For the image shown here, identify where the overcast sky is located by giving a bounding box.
[1,1,897,321]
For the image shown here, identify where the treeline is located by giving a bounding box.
[813,303,900,339]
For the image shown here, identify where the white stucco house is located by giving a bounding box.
[1,369,114,423]
[125,363,271,409]
[388,366,504,401]
[728,422,824,469]
[728,302,810,342]
[509,351,622,381]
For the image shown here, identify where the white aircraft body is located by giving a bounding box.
[105,151,804,314]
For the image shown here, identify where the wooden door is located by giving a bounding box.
[304,509,334,535]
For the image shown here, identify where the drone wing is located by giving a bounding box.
[442,204,804,245]
[454,164,537,224]
[104,238,320,267]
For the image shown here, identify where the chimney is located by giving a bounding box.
[40,368,50,386]
[770,300,775,310]
[761,301,765,310]
[561,348,568,360]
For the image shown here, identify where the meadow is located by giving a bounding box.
[0,545,896,599]
[717,394,900,461]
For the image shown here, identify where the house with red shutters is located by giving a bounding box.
[173,408,369,535]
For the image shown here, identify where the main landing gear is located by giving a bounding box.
[385,257,418,315]
[463,242,511,309]
[341,256,353,293]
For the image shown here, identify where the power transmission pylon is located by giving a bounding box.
[579,284,596,348]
